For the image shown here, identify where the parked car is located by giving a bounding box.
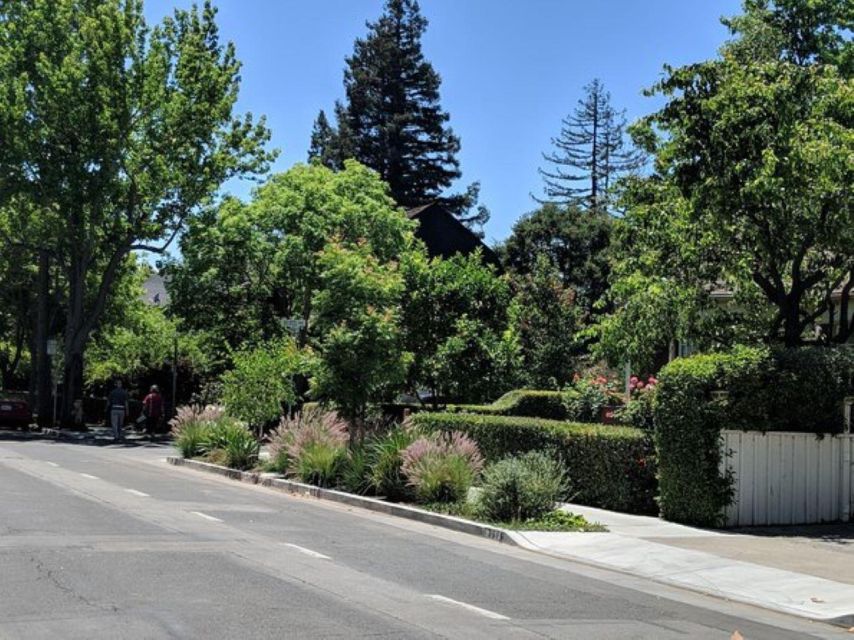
[0,397,33,429]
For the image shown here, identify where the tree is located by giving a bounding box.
[401,250,520,404]
[538,79,645,212]
[321,0,488,228]
[310,242,411,442]
[0,0,273,421]
[607,0,853,352]
[499,204,611,319]
[509,256,582,389]
[169,161,416,364]
[307,110,338,169]
[221,338,302,435]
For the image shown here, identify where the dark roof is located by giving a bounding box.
[406,203,500,267]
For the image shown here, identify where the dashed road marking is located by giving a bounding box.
[125,489,150,497]
[79,473,100,480]
[45,462,59,467]
[427,595,510,621]
[190,511,223,523]
[282,543,331,560]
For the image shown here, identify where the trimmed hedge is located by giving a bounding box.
[411,412,656,514]
[447,389,568,420]
[654,345,854,527]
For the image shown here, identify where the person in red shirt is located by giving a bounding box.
[142,385,164,439]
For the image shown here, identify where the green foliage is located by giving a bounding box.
[478,452,568,522]
[508,509,607,532]
[411,412,656,513]
[499,203,611,318]
[221,338,303,432]
[278,410,349,488]
[563,378,612,423]
[401,251,521,404]
[170,405,228,459]
[603,0,854,352]
[310,242,411,433]
[339,444,373,495]
[201,419,260,471]
[169,160,416,367]
[615,386,657,431]
[322,0,487,225]
[367,427,418,501]
[509,256,582,388]
[448,390,568,421]
[0,0,273,412]
[401,432,484,504]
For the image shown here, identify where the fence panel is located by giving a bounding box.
[721,431,853,527]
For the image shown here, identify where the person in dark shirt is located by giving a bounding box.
[142,385,164,439]
[107,380,129,441]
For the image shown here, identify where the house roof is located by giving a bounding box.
[406,202,500,267]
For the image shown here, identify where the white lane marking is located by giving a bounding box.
[281,543,331,560]
[427,595,510,621]
[45,462,59,467]
[190,511,223,523]
[79,473,100,480]
[125,489,150,497]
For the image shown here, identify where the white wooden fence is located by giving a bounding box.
[720,430,854,527]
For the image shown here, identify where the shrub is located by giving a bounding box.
[448,389,568,420]
[411,412,656,514]
[367,426,418,501]
[170,405,227,459]
[478,452,567,522]
[401,431,484,503]
[280,409,349,487]
[563,377,612,423]
[615,383,657,431]
[200,418,260,470]
[266,421,293,474]
[654,345,854,526]
[339,444,372,495]
[221,338,302,434]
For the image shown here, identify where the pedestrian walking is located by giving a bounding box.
[106,380,129,442]
[142,385,164,439]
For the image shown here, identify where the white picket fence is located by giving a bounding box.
[720,430,854,527]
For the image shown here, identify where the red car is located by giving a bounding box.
[0,397,33,429]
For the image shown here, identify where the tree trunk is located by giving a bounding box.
[61,255,87,425]
[34,250,53,427]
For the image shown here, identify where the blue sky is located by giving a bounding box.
[144,0,743,244]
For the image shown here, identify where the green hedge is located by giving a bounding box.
[447,389,568,420]
[653,345,854,527]
[411,412,656,514]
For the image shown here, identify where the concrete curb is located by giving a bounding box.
[167,456,517,546]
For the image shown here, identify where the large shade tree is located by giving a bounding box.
[600,0,852,363]
[0,0,272,420]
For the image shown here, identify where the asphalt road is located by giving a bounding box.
[0,436,845,639]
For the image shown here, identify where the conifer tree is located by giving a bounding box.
[307,110,338,168]
[319,0,487,228]
[538,79,645,212]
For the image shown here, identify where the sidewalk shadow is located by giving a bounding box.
[729,522,854,545]
[0,427,172,449]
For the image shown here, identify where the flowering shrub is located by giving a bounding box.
[617,375,658,430]
[170,405,227,459]
[401,431,484,503]
[563,376,613,423]
[278,409,349,487]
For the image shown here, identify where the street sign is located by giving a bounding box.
[282,318,306,335]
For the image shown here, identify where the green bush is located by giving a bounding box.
[654,345,854,527]
[401,432,484,504]
[411,412,656,514]
[615,387,656,430]
[367,427,417,501]
[563,378,611,423]
[200,418,260,470]
[170,405,227,459]
[339,444,373,495]
[280,409,349,488]
[448,389,567,420]
[478,452,567,522]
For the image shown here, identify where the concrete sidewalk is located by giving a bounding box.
[509,504,854,623]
